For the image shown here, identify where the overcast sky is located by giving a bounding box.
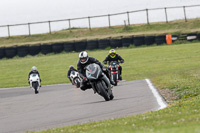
[0,0,200,25]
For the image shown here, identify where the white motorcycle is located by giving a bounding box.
[70,71,81,88]
[29,74,41,94]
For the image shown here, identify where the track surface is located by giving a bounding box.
[0,80,166,133]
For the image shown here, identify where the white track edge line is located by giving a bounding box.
[145,79,168,110]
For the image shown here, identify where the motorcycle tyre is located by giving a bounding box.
[74,78,80,88]
[112,73,118,86]
[33,82,39,94]
[96,81,110,101]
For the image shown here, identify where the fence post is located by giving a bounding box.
[28,23,31,36]
[183,6,187,22]
[164,8,168,23]
[48,21,51,34]
[108,14,111,28]
[7,25,10,38]
[127,12,130,25]
[88,16,91,30]
[146,9,149,24]
[68,19,72,32]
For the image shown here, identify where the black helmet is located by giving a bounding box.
[69,65,74,70]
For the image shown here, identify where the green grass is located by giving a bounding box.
[1,18,200,47]
[1,43,200,133]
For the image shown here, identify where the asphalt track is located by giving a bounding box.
[0,80,167,133]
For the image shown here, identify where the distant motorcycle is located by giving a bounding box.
[85,63,114,101]
[29,74,40,94]
[108,61,120,86]
[70,71,81,88]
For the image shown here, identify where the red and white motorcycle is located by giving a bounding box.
[107,61,120,86]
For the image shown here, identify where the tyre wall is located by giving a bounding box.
[5,46,17,58]
[52,42,64,53]
[2,33,200,60]
[29,45,41,56]
[110,38,122,48]
[0,47,5,59]
[86,40,98,50]
[41,44,52,55]
[17,45,29,57]
[145,36,155,45]
[98,39,110,49]
[155,35,166,45]
[74,41,87,52]
[134,36,145,46]
[64,41,75,52]
[122,36,133,47]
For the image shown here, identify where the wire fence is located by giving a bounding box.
[0,5,200,37]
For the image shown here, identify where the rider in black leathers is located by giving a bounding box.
[103,49,124,80]
[28,66,41,86]
[67,65,78,84]
[77,51,107,91]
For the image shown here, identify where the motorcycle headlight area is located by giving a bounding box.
[86,69,101,79]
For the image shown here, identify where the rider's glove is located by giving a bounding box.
[120,60,124,63]
[103,61,107,65]
[83,77,88,82]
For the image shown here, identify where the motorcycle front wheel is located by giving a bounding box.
[32,82,39,94]
[112,73,118,86]
[96,81,110,101]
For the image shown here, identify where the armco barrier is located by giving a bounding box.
[110,38,122,48]
[155,35,166,45]
[145,36,155,45]
[29,45,41,56]
[86,40,99,50]
[0,47,5,59]
[74,41,87,52]
[134,36,145,46]
[17,45,29,57]
[98,39,110,49]
[52,42,64,53]
[5,46,17,58]
[41,44,52,55]
[122,37,133,47]
[63,42,75,52]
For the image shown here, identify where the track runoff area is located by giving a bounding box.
[0,79,167,133]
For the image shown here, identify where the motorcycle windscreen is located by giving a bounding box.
[110,61,118,66]
[86,63,102,80]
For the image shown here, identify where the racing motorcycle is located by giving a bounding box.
[108,61,120,86]
[70,71,81,88]
[85,63,114,101]
[29,74,41,94]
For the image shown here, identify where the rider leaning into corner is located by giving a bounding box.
[103,49,124,80]
[67,65,78,84]
[28,66,42,86]
[77,51,113,91]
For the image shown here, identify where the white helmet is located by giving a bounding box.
[79,51,89,64]
[32,66,37,71]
